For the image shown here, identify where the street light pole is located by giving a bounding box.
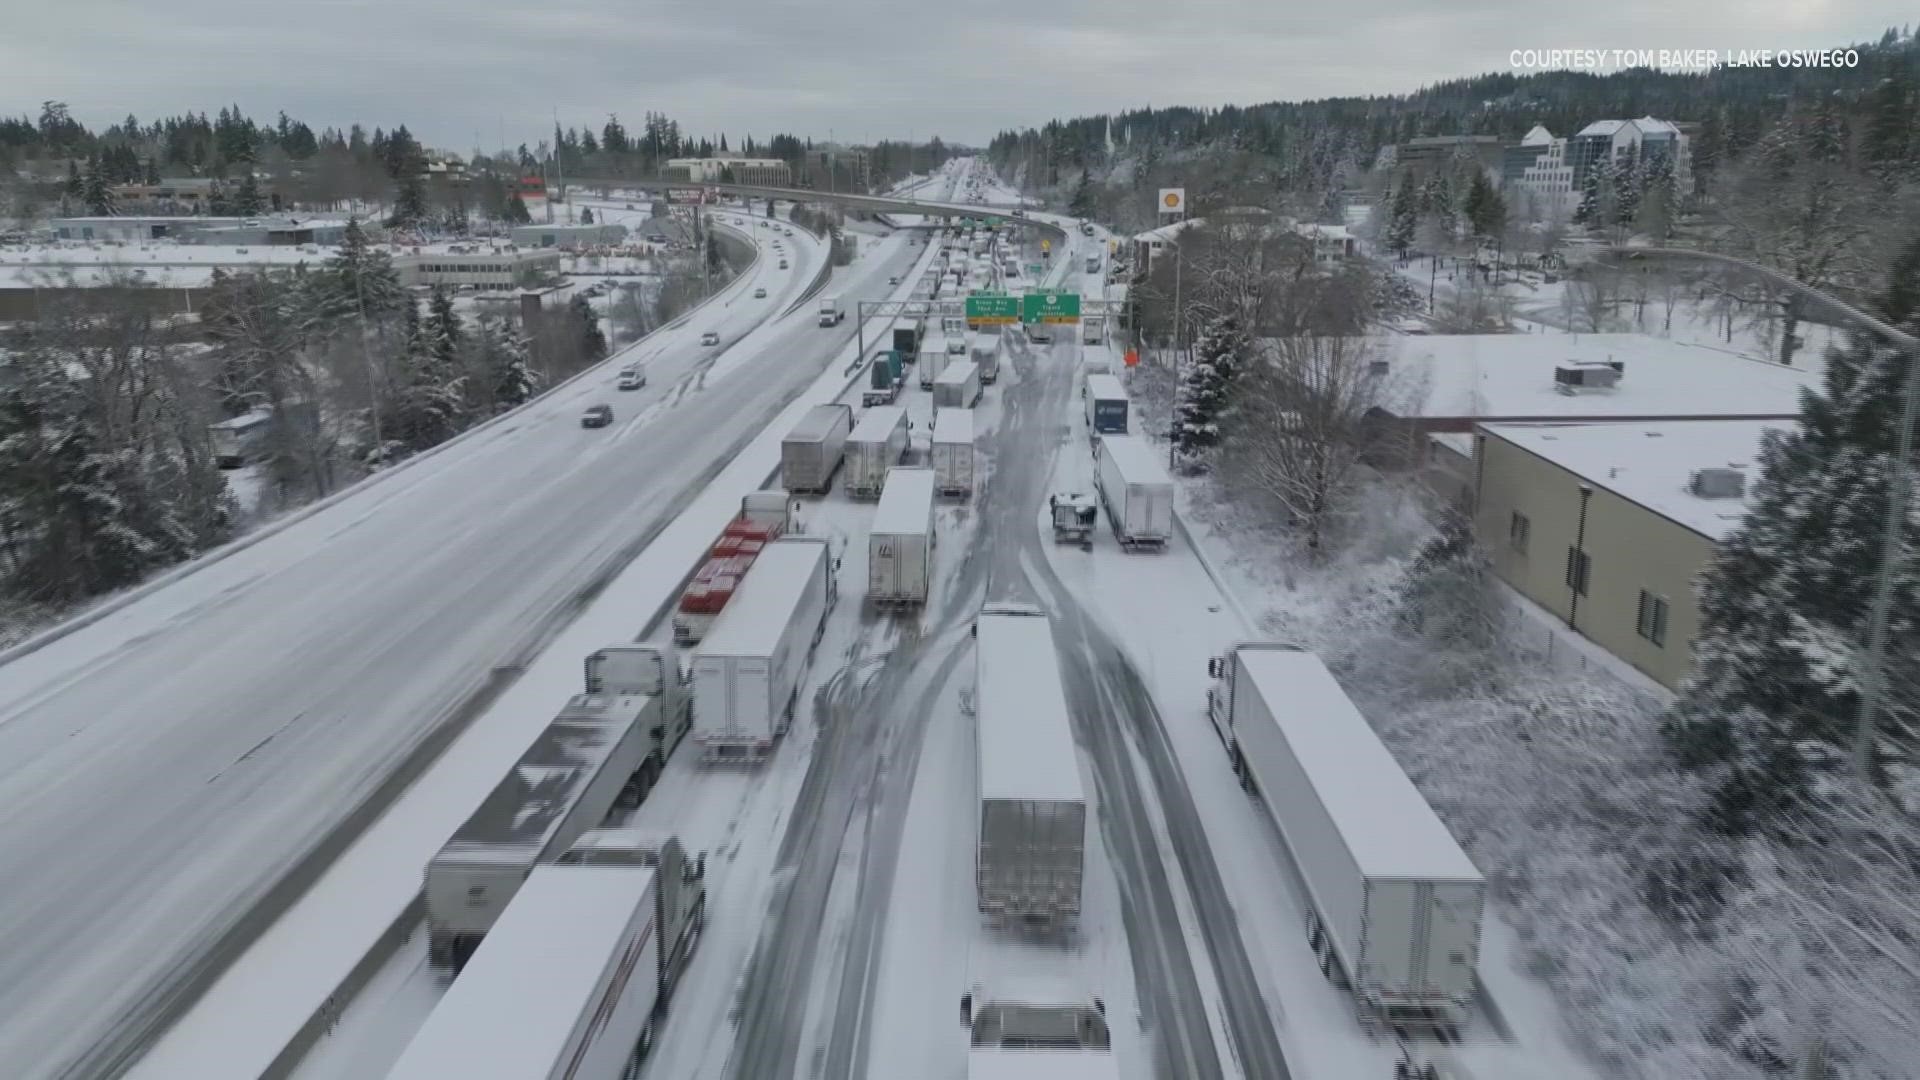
[1601,245,1920,779]
[1168,236,1184,470]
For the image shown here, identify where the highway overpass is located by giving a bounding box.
[571,177,1068,237]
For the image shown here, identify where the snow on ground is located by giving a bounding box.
[1038,361,1604,1080]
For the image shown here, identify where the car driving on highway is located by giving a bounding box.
[580,404,613,428]
[617,365,646,390]
[754,287,767,298]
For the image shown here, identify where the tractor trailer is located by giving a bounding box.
[692,537,836,763]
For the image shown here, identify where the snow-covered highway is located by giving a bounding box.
[0,200,907,1079]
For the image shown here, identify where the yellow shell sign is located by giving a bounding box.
[1157,188,1186,214]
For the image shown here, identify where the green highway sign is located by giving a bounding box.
[966,294,1020,325]
[1026,263,1043,276]
[1021,290,1082,324]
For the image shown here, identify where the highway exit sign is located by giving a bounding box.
[1021,290,1081,324]
[966,294,1020,324]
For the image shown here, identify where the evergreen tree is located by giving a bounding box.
[390,300,463,452]
[467,316,539,415]
[1386,182,1417,255]
[1863,69,1916,175]
[323,218,407,322]
[64,159,82,197]
[1575,157,1609,227]
[569,294,608,362]
[388,171,428,229]
[1068,168,1095,218]
[504,192,532,224]
[1462,171,1505,241]
[427,287,464,376]
[233,172,264,216]
[1666,232,1920,835]
[83,158,115,216]
[1636,152,1679,240]
[1172,313,1246,455]
[142,157,160,185]
[1611,144,1641,229]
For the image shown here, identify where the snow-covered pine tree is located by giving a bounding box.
[1575,157,1607,226]
[233,172,264,216]
[579,206,594,225]
[83,160,115,216]
[570,294,608,363]
[389,300,463,453]
[1172,313,1246,456]
[426,287,467,408]
[1611,144,1641,229]
[1386,182,1417,255]
[1667,231,1920,835]
[1068,168,1095,218]
[323,218,407,322]
[504,193,532,224]
[487,317,539,413]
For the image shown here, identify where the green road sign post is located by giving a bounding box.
[966,294,1020,325]
[1021,291,1082,325]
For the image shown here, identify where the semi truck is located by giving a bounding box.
[864,350,905,406]
[844,405,910,499]
[1083,373,1129,439]
[868,467,936,609]
[1205,643,1486,1034]
[673,493,792,645]
[970,603,1085,922]
[960,979,1117,1080]
[692,537,836,763]
[933,361,982,410]
[932,407,976,498]
[1093,434,1173,551]
[818,297,844,327]
[781,403,854,494]
[425,644,690,971]
[970,331,1000,384]
[390,830,707,1080]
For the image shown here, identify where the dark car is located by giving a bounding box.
[581,404,614,428]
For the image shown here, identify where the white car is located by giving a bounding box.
[700,331,720,346]
[754,287,767,298]
[617,365,647,390]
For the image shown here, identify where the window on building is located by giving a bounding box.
[1636,590,1670,646]
[1565,547,1591,596]
[1509,511,1530,553]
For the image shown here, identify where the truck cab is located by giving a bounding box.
[1205,641,1308,771]
[961,981,1116,1079]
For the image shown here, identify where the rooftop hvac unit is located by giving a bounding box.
[1553,360,1625,393]
[1689,467,1747,499]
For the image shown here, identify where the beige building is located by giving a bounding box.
[664,156,791,185]
[1472,419,1780,690]
[393,246,562,289]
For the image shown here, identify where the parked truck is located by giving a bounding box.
[863,350,905,406]
[781,403,854,494]
[969,603,1085,922]
[892,324,921,365]
[817,296,844,327]
[932,407,976,498]
[868,467,936,609]
[1205,643,1486,1034]
[965,331,999,385]
[673,494,792,645]
[425,644,690,971]
[1083,373,1129,439]
[390,830,707,1080]
[1093,434,1173,551]
[933,360,982,409]
[844,405,910,499]
[960,980,1117,1080]
[941,315,968,344]
[1081,314,1106,346]
[692,537,836,763]
[918,342,948,390]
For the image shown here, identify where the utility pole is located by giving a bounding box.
[1602,246,1920,780]
[1167,234,1184,470]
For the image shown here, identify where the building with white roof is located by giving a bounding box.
[1502,125,1578,220]
[1569,116,1691,194]
[1471,418,1783,690]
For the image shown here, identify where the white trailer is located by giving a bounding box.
[388,832,707,1080]
[843,405,910,500]
[970,604,1084,922]
[1083,373,1128,438]
[941,315,968,344]
[868,467,936,609]
[1093,434,1173,551]
[933,361,982,410]
[969,331,1001,384]
[425,645,689,971]
[932,408,976,498]
[919,342,949,389]
[781,403,853,494]
[961,979,1117,1080]
[1205,643,1486,1033]
[692,537,836,763]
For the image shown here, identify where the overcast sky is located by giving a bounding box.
[4,0,1913,153]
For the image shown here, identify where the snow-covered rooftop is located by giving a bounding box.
[1520,124,1557,146]
[934,406,974,445]
[1236,647,1481,882]
[1575,119,1630,137]
[1384,333,1814,421]
[1427,431,1475,458]
[697,538,830,658]
[963,1053,1120,1080]
[1481,419,1780,540]
[384,864,655,1079]
[1098,433,1171,486]
[976,611,1083,804]
[848,404,907,445]
[1132,219,1202,244]
[0,245,334,270]
[872,467,935,536]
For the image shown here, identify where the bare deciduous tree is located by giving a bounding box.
[1219,335,1409,557]
[1564,264,1625,332]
